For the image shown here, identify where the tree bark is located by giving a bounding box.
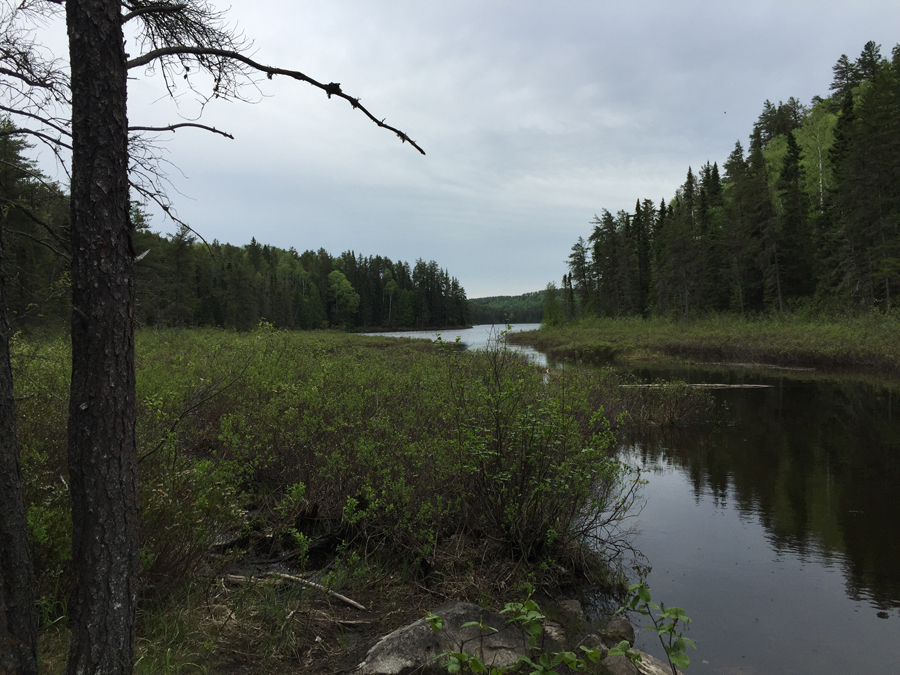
[65,2,139,674]
[0,210,38,675]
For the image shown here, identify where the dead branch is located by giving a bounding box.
[223,573,367,611]
[0,103,70,137]
[129,122,233,139]
[1,197,68,246]
[128,45,425,155]
[0,127,71,149]
[122,2,188,24]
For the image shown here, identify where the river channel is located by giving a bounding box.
[373,325,900,674]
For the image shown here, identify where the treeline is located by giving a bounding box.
[0,127,71,329]
[560,41,900,320]
[0,126,469,333]
[468,290,545,324]
[131,226,470,331]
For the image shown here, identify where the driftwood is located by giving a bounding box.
[694,361,816,371]
[620,383,774,389]
[223,572,367,611]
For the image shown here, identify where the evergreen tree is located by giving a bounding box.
[775,130,815,301]
[567,237,593,314]
[542,282,564,327]
[830,54,861,101]
[855,41,884,81]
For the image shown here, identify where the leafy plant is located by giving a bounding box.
[611,582,696,674]
[439,328,640,565]
[429,585,603,675]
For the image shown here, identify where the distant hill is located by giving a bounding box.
[468,290,545,324]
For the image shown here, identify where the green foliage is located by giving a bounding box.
[0,124,71,332]
[15,326,655,669]
[469,290,546,324]
[131,238,471,331]
[613,582,696,674]
[518,312,900,374]
[438,329,640,560]
[541,284,564,328]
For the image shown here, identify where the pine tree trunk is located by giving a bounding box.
[0,213,38,675]
[65,2,139,674]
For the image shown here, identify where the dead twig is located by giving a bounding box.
[223,572,367,611]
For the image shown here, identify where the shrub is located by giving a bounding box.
[440,331,641,563]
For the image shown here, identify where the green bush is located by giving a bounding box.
[440,333,636,560]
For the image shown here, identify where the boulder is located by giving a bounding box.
[595,647,679,675]
[541,620,567,652]
[635,651,682,675]
[599,653,640,675]
[557,598,585,622]
[356,601,529,675]
[598,616,635,648]
[579,633,608,652]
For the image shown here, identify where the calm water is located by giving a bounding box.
[367,323,546,365]
[372,329,900,673]
[622,369,900,675]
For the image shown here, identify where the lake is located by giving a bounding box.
[372,326,900,674]
[365,323,547,366]
[622,367,900,675]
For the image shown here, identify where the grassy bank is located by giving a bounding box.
[509,313,900,373]
[13,327,710,673]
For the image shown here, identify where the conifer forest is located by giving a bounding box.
[559,41,900,321]
[0,135,469,333]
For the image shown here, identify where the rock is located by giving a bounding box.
[356,601,529,675]
[579,633,608,652]
[635,650,682,675]
[598,616,636,648]
[599,653,639,675]
[557,598,585,622]
[541,620,566,652]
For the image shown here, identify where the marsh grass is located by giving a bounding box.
[512,312,900,373]
[13,326,704,673]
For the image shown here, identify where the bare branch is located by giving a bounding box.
[0,196,68,247]
[129,46,425,154]
[128,179,214,257]
[128,122,233,139]
[0,103,70,137]
[5,225,68,260]
[0,127,71,149]
[122,3,187,25]
[0,65,55,90]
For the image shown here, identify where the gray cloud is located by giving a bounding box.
[111,2,900,296]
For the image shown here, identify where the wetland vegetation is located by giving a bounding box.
[14,327,710,673]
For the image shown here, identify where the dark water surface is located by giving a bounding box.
[622,368,900,675]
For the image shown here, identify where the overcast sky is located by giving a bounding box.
[33,2,900,297]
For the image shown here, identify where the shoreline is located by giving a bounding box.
[507,314,900,378]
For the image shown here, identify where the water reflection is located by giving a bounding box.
[631,375,900,610]
[624,371,900,675]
